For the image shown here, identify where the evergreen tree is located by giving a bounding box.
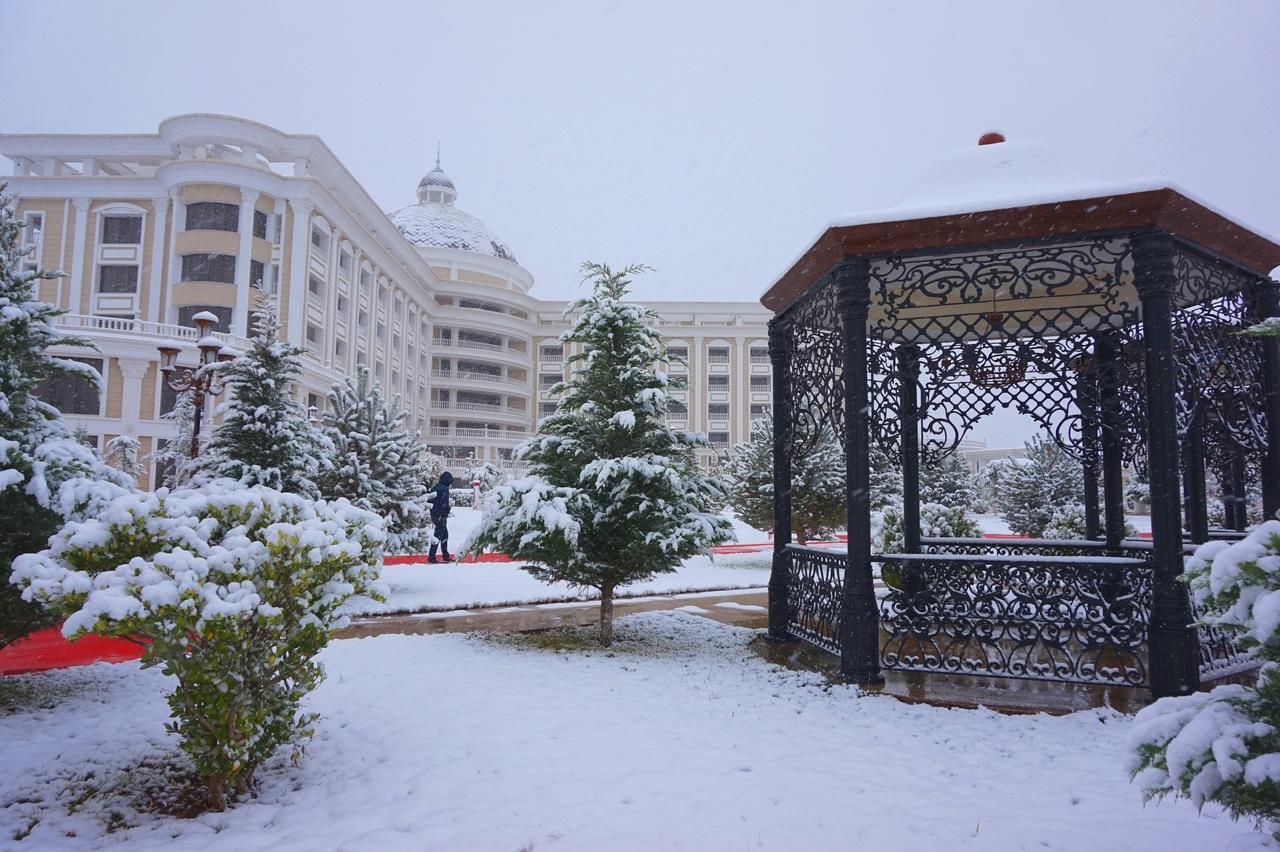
[725,410,845,543]
[467,262,733,645]
[104,434,144,484]
[919,451,979,510]
[195,300,324,496]
[870,441,904,512]
[318,366,433,553]
[151,387,198,489]
[997,435,1084,537]
[0,188,131,648]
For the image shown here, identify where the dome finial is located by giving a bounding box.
[435,142,441,169]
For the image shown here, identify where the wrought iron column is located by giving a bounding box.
[1260,279,1280,519]
[898,344,921,552]
[1182,415,1209,543]
[1096,335,1127,552]
[835,258,883,684]
[1133,232,1199,698]
[1078,369,1102,540]
[767,317,793,641]
[1227,453,1248,532]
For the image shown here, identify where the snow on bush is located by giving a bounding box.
[11,484,386,811]
[1128,521,1280,837]
[879,502,979,555]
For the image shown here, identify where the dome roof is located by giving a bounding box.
[389,156,517,262]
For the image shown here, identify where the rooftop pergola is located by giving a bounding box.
[762,138,1280,699]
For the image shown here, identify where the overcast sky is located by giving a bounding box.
[4,0,1277,447]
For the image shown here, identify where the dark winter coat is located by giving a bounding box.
[429,471,454,519]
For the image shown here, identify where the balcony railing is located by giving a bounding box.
[432,337,519,355]
[430,369,528,388]
[55,313,252,351]
[429,400,529,416]
[428,425,529,442]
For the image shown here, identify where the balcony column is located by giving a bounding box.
[146,196,168,323]
[165,190,185,324]
[285,199,313,344]
[117,358,151,436]
[234,189,260,338]
[68,198,91,314]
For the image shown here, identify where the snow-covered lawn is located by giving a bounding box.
[0,612,1260,850]
[345,509,771,616]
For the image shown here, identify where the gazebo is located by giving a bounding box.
[761,136,1280,699]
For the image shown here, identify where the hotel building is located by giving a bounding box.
[0,114,771,488]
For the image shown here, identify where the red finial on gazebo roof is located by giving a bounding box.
[978,131,1006,146]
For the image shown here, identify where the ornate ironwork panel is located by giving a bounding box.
[877,555,1153,685]
[783,545,845,655]
[920,538,1110,558]
[867,238,1138,463]
[1193,595,1255,680]
[783,277,845,456]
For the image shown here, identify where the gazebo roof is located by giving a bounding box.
[762,139,1280,314]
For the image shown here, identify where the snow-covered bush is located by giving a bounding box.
[0,188,132,648]
[467,263,732,645]
[467,461,508,492]
[12,485,386,811]
[724,410,845,544]
[1128,521,1280,837]
[879,502,979,555]
[1043,503,1089,540]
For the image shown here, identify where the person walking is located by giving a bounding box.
[427,470,455,563]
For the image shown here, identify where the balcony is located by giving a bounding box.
[427,425,529,444]
[430,368,529,389]
[54,313,251,352]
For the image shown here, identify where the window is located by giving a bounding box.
[181,253,236,284]
[356,350,368,366]
[250,260,265,288]
[668,401,688,416]
[19,212,43,274]
[708,431,730,447]
[310,226,329,254]
[750,404,769,418]
[178,305,232,332]
[539,402,557,417]
[392,370,401,389]
[750,376,771,390]
[335,339,347,358]
[159,382,180,417]
[336,295,349,316]
[708,403,729,418]
[540,345,564,361]
[668,345,688,360]
[750,347,770,363]
[185,202,238,233]
[376,322,386,341]
[540,374,560,389]
[101,215,142,244]
[35,357,101,415]
[339,250,353,275]
[307,393,322,414]
[306,324,322,345]
[97,264,138,293]
[358,309,369,328]
[359,268,372,290]
[308,275,325,297]
[708,375,729,389]
[253,209,268,240]
[708,346,730,363]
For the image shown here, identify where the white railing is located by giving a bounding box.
[708,354,731,364]
[428,426,529,441]
[432,337,515,355]
[431,369,528,388]
[55,313,251,351]
[750,353,770,365]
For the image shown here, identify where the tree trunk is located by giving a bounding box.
[599,585,614,647]
[794,525,808,545]
[207,775,228,812]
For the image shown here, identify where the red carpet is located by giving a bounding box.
[0,629,144,676]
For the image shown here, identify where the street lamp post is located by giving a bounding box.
[156,311,235,459]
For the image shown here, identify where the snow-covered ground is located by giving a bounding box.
[0,611,1260,851]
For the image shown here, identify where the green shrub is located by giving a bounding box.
[12,485,386,811]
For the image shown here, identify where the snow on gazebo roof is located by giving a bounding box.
[761,135,1280,313]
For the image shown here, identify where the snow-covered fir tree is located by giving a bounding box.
[467,262,733,645]
[318,366,433,554]
[194,299,325,496]
[997,435,1084,537]
[103,434,144,484]
[150,387,198,489]
[724,410,845,543]
[870,440,904,512]
[919,450,978,510]
[1124,469,1150,511]
[466,461,508,492]
[0,188,131,647]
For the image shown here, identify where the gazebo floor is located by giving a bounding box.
[747,637,1243,715]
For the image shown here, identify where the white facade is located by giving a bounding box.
[1,115,772,486]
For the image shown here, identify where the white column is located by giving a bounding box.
[68,198,91,314]
[286,199,313,345]
[165,189,185,325]
[233,188,260,338]
[146,197,168,324]
[117,358,151,435]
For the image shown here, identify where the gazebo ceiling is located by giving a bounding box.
[762,139,1280,314]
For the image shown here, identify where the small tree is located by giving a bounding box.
[319,366,434,553]
[724,411,846,543]
[104,434,144,484]
[151,388,198,489]
[1125,469,1151,512]
[870,441,904,512]
[0,188,131,648]
[467,262,733,645]
[13,486,386,811]
[195,300,325,497]
[997,436,1084,537]
[919,451,978,511]
[880,502,979,554]
[1129,521,1280,838]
